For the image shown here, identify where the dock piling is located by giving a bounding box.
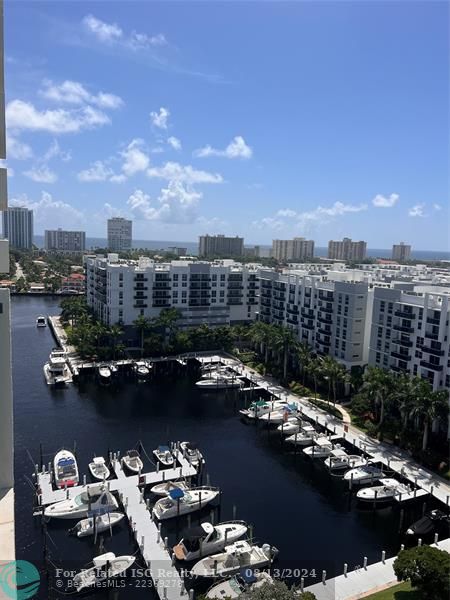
[322,570,326,584]
[434,533,439,544]
[343,563,348,577]
[381,551,386,563]
[363,556,367,569]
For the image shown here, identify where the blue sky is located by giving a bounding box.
[4,1,449,249]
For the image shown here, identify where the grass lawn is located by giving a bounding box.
[364,581,423,599]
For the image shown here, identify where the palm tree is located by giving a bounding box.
[361,366,395,426]
[296,342,312,384]
[155,307,181,351]
[306,358,321,400]
[273,326,298,380]
[249,322,272,365]
[109,324,123,359]
[319,356,347,406]
[133,315,152,357]
[410,383,449,451]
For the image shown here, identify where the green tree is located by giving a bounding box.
[296,342,312,384]
[319,356,347,406]
[249,321,272,365]
[133,315,153,357]
[273,325,298,380]
[393,545,450,600]
[155,307,181,350]
[240,581,316,599]
[360,366,395,426]
[409,381,449,451]
[306,358,321,400]
[108,324,123,359]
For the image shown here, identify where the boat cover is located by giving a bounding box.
[169,488,185,500]
[239,569,257,584]
[158,445,170,452]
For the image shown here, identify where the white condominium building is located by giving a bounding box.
[258,269,373,369]
[45,228,86,253]
[271,237,315,262]
[392,242,411,262]
[85,255,259,328]
[328,237,367,261]
[198,234,244,258]
[107,217,132,252]
[369,286,450,391]
[2,206,33,250]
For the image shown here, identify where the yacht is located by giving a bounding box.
[88,456,110,481]
[323,450,367,471]
[285,425,318,446]
[36,315,47,327]
[122,450,144,473]
[240,400,285,420]
[152,486,220,521]
[206,571,274,599]
[276,416,302,435]
[44,349,71,386]
[200,366,232,379]
[153,445,175,467]
[134,360,151,380]
[303,437,337,458]
[258,404,300,425]
[53,449,79,489]
[71,552,135,592]
[343,463,384,485]
[150,479,191,497]
[70,512,124,538]
[406,510,450,540]
[180,441,204,468]
[190,540,278,578]
[173,521,248,562]
[97,364,112,384]
[44,484,118,519]
[356,478,410,503]
[196,375,241,390]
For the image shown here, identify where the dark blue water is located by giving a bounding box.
[12,296,433,598]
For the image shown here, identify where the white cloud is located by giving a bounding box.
[150,107,170,129]
[372,193,399,208]
[121,139,149,176]
[6,100,110,134]
[43,139,71,162]
[77,160,114,182]
[109,174,127,184]
[82,14,123,43]
[127,181,202,224]
[40,79,123,110]
[433,203,442,211]
[194,136,252,159]
[252,217,284,231]
[408,204,425,218]
[128,32,167,50]
[147,161,223,185]
[167,136,182,151]
[276,209,297,218]
[7,134,33,160]
[10,191,84,227]
[23,165,58,184]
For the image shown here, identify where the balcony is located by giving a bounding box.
[318,305,333,314]
[317,315,332,325]
[419,345,445,357]
[134,286,148,291]
[394,310,416,319]
[134,303,148,308]
[134,295,148,300]
[426,316,440,326]
[424,331,439,341]
[302,322,314,330]
[301,308,314,318]
[393,324,414,334]
[317,327,332,336]
[392,338,413,348]
[390,364,408,373]
[287,317,298,325]
[420,360,443,372]
[391,351,411,361]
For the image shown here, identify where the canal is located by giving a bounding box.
[12,296,430,598]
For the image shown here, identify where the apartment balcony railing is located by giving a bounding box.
[393,324,414,333]
[391,351,411,361]
[392,338,413,348]
[394,310,416,319]
[390,364,408,373]
[317,315,333,325]
[426,316,441,326]
[424,331,439,341]
[134,303,148,308]
[420,360,443,372]
[317,327,332,336]
[419,345,445,357]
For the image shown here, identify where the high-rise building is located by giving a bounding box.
[107,217,132,252]
[45,229,86,253]
[2,206,33,250]
[0,0,15,564]
[198,235,244,257]
[392,242,411,262]
[271,237,315,262]
[328,237,367,261]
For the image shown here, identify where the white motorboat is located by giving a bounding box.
[173,521,248,562]
[110,363,118,376]
[152,486,220,521]
[206,571,274,599]
[196,375,241,390]
[323,450,367,471]
[121,450,144,473]
[72,552,135,592]
[53,449,79,489]
[98,363,111,384]
[240,400,285,420]
[180,441,204,467]
[151,479,191,497]
[36,315,47,327]
[277,416,302,435]
[70,512,124,538]
[200,366,233,379]
[153,445,174,467]
[303,437,338,458]
[134,361,150,380]
[259,403,300,425]
[357,478,410,503]
[88,456,110,481]
[44,350,71,386]
[190,540,278,578]
[201,363,224,374]
[285,425,318,446]
[343,463,385,485]
[44,484,118,519]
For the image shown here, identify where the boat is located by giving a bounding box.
[44,349,71,386]
[153,445,174,467]
[303,437,338,458]
[70,512,124,538]
[276,417,302,435]
[323,450,367,471]
[88,456,110,481]
[180,441,204,467]
[173,521,248,562]
[285,425,318,446]
[150,479,191,497]
[152,486,220,521]
[121,450,144,473]
[240,400,285,420]
[134,360,151,380]
[98,363,111,384]
[343,463,385,485]
[190,540,278,578]
[205,571,274,599]
[44,484,118,519]
[53,449,79,489]
[71,552,135,592]
[258,403,300,425]
[406,510,450,539]
[200,366,233,379]
[201,363,224,374]
[196,375,242,390]
[110,363,119,376]
[36,315,47,327]
[356,478,410,503]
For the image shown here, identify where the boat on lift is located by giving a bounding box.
[173,521,248,562]
[196,375,242,390]
[152,486,220,521]
[323,450,367,471]
[97,363,111,384]
[150,479,191,497]
[190,540,278,578]
[153,445,174,467]
[259,403,300,425]
[406,510,450,540]
[134,360,151,380]
[343,463,384,485]
[121,449,144,473]
[356,478,410,503]
[240,400,286,420]
[285,425,318,446]
[53,449,79,489]
[303,437,337,458]
[70,512,124,538]
[36,315,47,327]
[71,552,135,592]
[205,571,274,599]
[180,441,204,468]
[44,484,118,519]
[88,456,110,481]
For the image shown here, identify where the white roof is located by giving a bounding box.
[314,436,333,446]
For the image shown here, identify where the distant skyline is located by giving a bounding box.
[3,1,449,250]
